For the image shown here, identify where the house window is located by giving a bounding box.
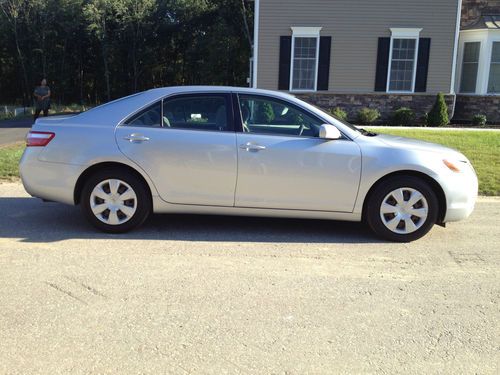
[290,27,322,92]
[488,42,500,93]
[388,39,417,92]
[460,42,481,93]
[386,28,422,93]
[292,37,318,90]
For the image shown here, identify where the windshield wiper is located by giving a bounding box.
[358,128,378,136]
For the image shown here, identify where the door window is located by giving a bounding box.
[237,94,322,137]
[162,95,230,131]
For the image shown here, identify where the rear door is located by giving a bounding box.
[115,93,237,206]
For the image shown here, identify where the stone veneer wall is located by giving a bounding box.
[453,95,500,123]
[296,93,455,124]
[461,0,500,28]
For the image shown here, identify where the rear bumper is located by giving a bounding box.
[19,148,84,205]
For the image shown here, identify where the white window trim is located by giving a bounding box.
[457,29,500,96]
[488,40,500,94]
[289,26,322,93]
[386,28,422,94]
[459,40,482,94]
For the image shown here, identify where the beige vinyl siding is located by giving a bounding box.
[257,0,459,94]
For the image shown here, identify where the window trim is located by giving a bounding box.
[487,41,500,94]
[289,26,322,93]
[386,28,422,94]
[457,29,500,96]
[459,41,481,94]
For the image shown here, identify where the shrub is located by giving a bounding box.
[427,93,449,127]
[472,114,487,127]
[357,107,380,125]
[421,112,429,127]
[390,107,416,127]
[329,107,348,121]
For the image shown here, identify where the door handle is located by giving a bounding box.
[240,142,266,152]
[124,134,150,143]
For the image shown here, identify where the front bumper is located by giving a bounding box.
[19,148,85,205]
[441,162,478,223]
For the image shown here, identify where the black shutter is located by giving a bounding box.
[317,36,332,91]
[415,38,431,92]
[374,37,391,92]
[278,36,292,90]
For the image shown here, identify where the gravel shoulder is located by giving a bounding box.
[0,182,498,374]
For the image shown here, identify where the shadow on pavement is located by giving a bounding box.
[0,197,381,244]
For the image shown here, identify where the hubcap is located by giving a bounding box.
[379,187,428,234]
[89,179,137,225]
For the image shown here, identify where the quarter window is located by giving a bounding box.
[124,102,162,127]
[488,42,500,94]
[238,94,322,137]
[388,38,417,92]
[162,95,229,131]
[460,42,481,93]
[291,37,318,91]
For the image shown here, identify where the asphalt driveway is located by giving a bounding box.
[0,182,498,374]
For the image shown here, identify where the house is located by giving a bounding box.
[454,0,500,122]
[252,0,500,123]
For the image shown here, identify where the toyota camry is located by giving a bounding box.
[19,86,478,242]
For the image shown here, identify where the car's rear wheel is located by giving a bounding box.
[81,169,151,233]
[366,176,439,242]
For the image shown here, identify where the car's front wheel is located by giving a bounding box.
[366,176,439,242]
[81,169,151,233]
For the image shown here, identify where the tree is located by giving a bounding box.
[83,0,121,101]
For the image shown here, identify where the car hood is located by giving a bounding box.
[375,133,467,160]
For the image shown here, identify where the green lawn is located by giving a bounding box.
[366,128,500,196]
[0,143,25,181]
[1,129,499,195]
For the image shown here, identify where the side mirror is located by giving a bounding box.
[319,124,342,140]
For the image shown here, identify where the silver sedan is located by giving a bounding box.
[19,86,478,242]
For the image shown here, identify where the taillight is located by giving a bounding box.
[26,131,55,147]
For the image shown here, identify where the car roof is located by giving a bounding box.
[63,86,296,126]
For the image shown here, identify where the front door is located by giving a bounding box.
[115,93,237,206]
[234,94,361,212]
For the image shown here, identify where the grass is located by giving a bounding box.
[366,128,500,196]
[0,142,25,181]
[0,129,499,195]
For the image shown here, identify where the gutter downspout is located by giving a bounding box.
[450,0,463,119]
[252,0,260,89]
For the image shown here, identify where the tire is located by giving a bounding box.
[80,168,151,233]
[366,176,439,242]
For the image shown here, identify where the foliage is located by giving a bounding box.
[357,107,380,125]
[390,107,416,127]
[427,93,449,127]
[329,107,348,121]
[364,128,500,196]
[257,102,275,123]
[472,114,487,127]
[0,142,25,180]
[0,0,253,106]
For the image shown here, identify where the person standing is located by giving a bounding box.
[33,78,51,120]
